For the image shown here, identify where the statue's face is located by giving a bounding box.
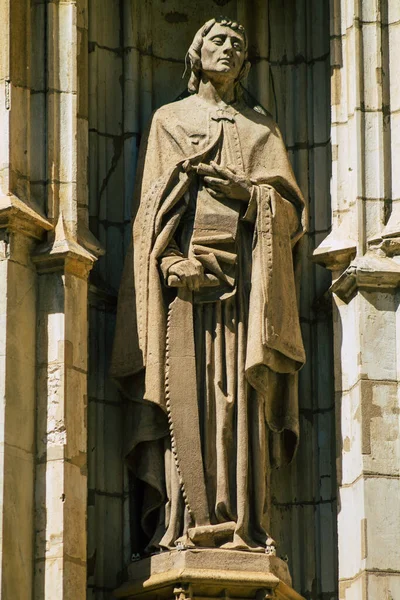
[200,23,246,81]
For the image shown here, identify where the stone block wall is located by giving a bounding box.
[86,1,336,599]
[266,3,337,598]
[316,2,400,597]
[87,3,127,597]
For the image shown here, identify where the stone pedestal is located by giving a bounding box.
[114,550,305,600]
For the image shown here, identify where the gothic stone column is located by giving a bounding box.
[314,1,400,598]
[33,243,95,600]
[32,0,102,598]
[1,0,100,598]
[0,214,51,598]
[0,0,52,597]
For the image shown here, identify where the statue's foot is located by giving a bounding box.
[174,533,195,550]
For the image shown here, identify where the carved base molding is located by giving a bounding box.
[114,550,305,600]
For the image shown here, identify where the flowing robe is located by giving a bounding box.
[111,94,307,552]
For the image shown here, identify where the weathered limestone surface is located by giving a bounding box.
[333,289,400,600]
[34,259,93,600]
[0,1,358,600]
[0,1,51,598]
[32,0,101,597]
[313,1,400,599]
[0,1,99,599]
[0,231,38,598]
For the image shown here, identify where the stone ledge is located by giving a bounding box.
[311,232,357,271]
[114,549,305,600]
[330,253,400,302]
[0,193,52,240]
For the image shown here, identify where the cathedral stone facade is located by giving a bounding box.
[0,1,399,599]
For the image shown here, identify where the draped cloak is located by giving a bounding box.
[110,94,307,552]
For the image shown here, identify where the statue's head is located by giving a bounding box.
[187,17,251,94]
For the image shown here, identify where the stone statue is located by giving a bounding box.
[111,17,306,556]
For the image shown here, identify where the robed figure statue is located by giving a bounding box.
[111,17,307,555]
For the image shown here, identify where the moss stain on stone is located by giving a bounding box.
[165,12,188,24]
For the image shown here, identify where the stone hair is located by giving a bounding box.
[187,17,251,94]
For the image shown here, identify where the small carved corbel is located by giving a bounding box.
[173,583,193,600]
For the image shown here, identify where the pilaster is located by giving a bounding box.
[0,0,52,597]
[32,1,103,599]
[0,220,50,599]
[1,0,101,598]
[313,1,400,598]
[34,241,95,600]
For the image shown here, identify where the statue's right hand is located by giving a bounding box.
[168,259,204,292]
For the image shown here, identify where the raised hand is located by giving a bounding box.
[197,161,252,202]
[167,259,204,291]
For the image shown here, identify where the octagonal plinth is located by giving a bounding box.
[114,549,305,600]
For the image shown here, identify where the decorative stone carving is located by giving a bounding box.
[330,254,400,303]
[0,193,52,241]
[112,15,306,566]
[173,584,193,600]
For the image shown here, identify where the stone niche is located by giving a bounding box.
[87,1,335,599]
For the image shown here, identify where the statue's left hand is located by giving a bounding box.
[199,161,252,202]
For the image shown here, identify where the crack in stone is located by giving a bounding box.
[98,133,135,201]
[89,127,139,139]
